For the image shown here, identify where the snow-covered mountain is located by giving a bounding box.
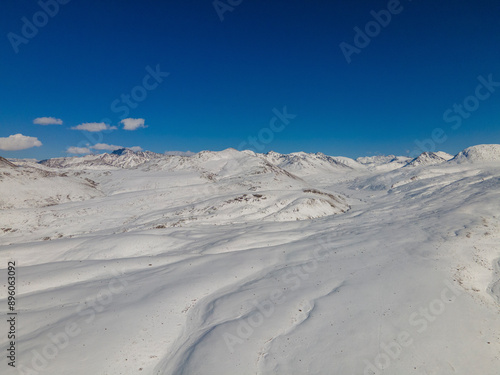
[0,156,17,168]
[450,144,500,163]
[4,148,351,225]
[1,144,500,375]
[40,148,163,169]
[356,154,412,171]
[260,150,365,176]
[404,151,453,167]
[4,145,499,216]
[0,164,102,209]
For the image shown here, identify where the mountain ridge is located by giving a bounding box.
[3,144,500,173]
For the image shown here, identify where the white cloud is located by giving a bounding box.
[66,147,91,154]
[33,117,63,125]
[0,134,42,151]
[71,122,117,132]
[129,146,143,152]
[91,143,123,151]
[164,150,195,156]
[121,118,146,131]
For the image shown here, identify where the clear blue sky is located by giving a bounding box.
[1,0,499,159]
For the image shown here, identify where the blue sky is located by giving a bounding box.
[1,0,499,159]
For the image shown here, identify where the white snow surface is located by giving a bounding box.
[1,145,500,375]
[450,144,500,163]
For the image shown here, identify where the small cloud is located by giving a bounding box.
[121,118,146,131]
[129,146,143,152]
[66,146,91,154]
[34,117,63,125]
[0,134,42,151]
[164,150,195,156]
[91,143,123,151]
[71,122,117,132]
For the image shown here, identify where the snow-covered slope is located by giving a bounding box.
[0,156,17,168]
[450,144,500,163]
[2,149,350,231]
[404,151,453,167]
[0,165,102,209]
[40,148,163,169]
[260,150,365,177]
[1,145,499,375]
[435,150,454,160]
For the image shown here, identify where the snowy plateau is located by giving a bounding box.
[1,144,500,375]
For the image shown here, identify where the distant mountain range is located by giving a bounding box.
[7,144,491,172]
[2,144,499,215]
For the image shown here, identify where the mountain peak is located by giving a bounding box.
[404,151,451,167]
[111,148,133,156]
[451,144,500,163]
